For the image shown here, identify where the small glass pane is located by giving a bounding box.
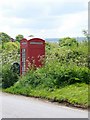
[22,49,26,52]
[22,57,25,62]
[30,42,43,44]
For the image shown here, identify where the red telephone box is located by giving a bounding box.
[20,38,45,75]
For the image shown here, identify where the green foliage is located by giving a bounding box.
[17,62,89,91]
[1,49,20,88]
[59,37,78,47]
[3,42,18,50]
[2,48,20,65]
[0,32,11,43]
[2,64,19,88]
[48,40,88,66]
[1,41,20,65]
[15,34,24,42]
[0,32,11,49]
[0,33,20,89]
[0,64,2,88]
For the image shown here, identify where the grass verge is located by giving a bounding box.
[4,83,88,109]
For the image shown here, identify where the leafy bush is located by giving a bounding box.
[2,43,20,65]
[4,42,18,50]
[17,61,90,92]
[2,65,19,88]
[45,40,88,67]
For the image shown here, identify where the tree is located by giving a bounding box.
[59,37,78,47]
[15,34,24,42]
[0,32,11,43]
[28,35,34,37]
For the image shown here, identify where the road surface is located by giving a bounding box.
[0,92,88,118]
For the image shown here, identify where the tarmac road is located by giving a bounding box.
[0,92,88,118]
